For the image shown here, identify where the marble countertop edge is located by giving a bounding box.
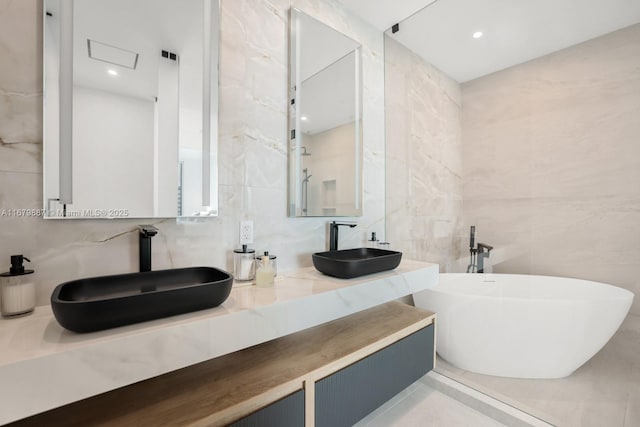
[0,259,438,424]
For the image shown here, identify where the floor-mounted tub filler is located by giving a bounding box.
[414,273,634,379]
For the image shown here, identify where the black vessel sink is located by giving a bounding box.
[51,267,233,333]
[312,248,403,279]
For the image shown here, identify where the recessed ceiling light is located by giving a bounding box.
[88,39,138,69]
[107,69,118,76]
[473,31,483,39]
[301,116,308,121]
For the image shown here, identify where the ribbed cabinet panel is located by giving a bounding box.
[314,325,434,427]
[230,390,304,427]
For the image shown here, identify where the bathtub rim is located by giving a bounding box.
[431,273,635,303]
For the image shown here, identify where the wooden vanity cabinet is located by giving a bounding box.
[9,302,435,427]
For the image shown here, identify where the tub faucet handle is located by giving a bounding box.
[477,243,493,253]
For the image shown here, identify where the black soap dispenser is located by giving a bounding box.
[367,232,379,248]
[0,255,36,316]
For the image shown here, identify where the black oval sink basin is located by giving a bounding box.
[312,248,403,279]
[51,267,233,333]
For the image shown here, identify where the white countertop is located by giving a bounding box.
[0,260,438,424]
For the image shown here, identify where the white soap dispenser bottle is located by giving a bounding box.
[255,251,275,287]
[0,255,36,317]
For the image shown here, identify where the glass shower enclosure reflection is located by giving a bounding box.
[384,0,640,424]
[288,9,363,217]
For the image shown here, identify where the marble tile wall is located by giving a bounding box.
[384,36,463,271]
[0,0,385,307]
[462,24,640,314]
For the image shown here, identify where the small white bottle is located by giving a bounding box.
[255,251,275,287]
[1,255,36,317]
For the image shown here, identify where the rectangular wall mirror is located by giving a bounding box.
[288,9,363,217]
[43,0,219,219]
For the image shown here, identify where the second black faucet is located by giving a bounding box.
[329,221,357,251]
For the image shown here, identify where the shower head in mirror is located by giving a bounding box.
[287,8,362,218]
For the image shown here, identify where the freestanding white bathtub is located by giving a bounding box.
[413,273,634,379]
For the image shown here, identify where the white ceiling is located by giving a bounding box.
[339,0,640,82]
[301,52,357,135]
[337,0,436,32]
[47,0,203,104]
[294,9,360,135]
[295,9,360,81]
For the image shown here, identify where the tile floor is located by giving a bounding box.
[354,378,506,427]
[435,313,640,427]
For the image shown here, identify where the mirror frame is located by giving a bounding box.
[42,0,220,219]
[287,8,363,218]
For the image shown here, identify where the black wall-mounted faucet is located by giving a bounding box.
[329,221,357,251]
[139,225,158,272]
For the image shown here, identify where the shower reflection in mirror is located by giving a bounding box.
[301,167,312,216]
[288,9,363,217]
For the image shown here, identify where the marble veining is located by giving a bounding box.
[384,36,463,272]
[0,260,438,424]
[462,23,640,314]
[0,0,385,307]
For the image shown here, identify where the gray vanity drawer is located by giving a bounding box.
[315,324,434,427]
[229,389,304,427]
